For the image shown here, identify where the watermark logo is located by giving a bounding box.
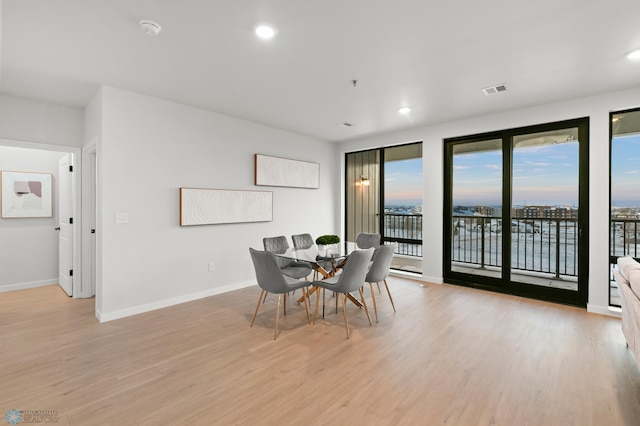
[4,410,59,424]
[5,410,22,425]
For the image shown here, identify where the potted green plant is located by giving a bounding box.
[315,234,340,255]
[315,234,340,245]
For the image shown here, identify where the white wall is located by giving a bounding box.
[0,145,64,291]
[338,86,640,315]
[0,94,84,147]
[93,86,339,321]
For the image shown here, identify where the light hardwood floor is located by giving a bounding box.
[1,279,639,425]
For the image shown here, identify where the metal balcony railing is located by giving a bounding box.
[451,215,578,277]
[382,213,422,257]
[610,218,640,262]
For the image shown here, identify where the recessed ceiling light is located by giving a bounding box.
[398,106,412,115]
[627,49,640,62]
[139,19,162,36]
[255,25,277,40]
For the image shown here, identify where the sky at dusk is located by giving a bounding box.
[383,131,640,210]
[452,132,640,208]
[453,140,580,207]
[385,158,423,206]
[612,133,640,207]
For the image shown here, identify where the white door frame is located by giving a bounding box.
[82,139,97,298]
[0,138,86,298]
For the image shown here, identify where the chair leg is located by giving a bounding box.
[284,292,287,316]
[383,279,396,313]
[313,286,320,323]
[302,287,311,324]
[359,287,372,326]
[250,290,266,327]
[342,293,350,339]
[377,282,381,293]
[369,282,379,323]
[274,294,282,340]
[335,292,338,314]
[322,288,326,318]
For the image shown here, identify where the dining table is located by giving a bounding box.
[273,241,364,308]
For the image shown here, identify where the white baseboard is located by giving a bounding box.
[420,275,444,284]
[0,279,58,293]
[97,280,256,323]
[389,270,443,285]
[587,303,622,318]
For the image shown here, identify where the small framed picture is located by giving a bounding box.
[1,170,53,218]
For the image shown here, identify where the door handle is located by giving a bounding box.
[55,227,61,231]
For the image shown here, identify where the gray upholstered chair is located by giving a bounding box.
[249,248,311,340]
[263,236,313,280]
[292,233,332,281]
[312,248,374,338]
[291,233,314,249]
[364,243,397,322]
[355,233,381,249]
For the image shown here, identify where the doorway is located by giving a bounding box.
[443,118,589,307]
[0,139,88,298]
[345,142,423,274]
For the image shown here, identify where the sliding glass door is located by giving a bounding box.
[444,118,589,306]
[610,108,640,307]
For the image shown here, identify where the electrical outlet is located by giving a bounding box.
[208,262,215,272]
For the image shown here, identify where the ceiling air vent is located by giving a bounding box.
[482,83,507,95]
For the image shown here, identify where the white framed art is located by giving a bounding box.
[1,170,53,218]
[255,154,319,189]
[180,187,273,226]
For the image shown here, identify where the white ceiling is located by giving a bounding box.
[2,0,640,142]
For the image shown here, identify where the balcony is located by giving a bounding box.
[452,215,578,277]
[382,213,631,307]
[451,215,630,306]
[383,213,423,274]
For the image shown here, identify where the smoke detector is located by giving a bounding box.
[336,122,354,127]
[139,19,162,36]
[482,83,507,95]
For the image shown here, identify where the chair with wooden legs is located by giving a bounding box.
[249,248,311,340]
[355,232,381,249]
[292,233,333,281]
[263,236,313,280]
[364,243,397,323]
[312,248,374,338]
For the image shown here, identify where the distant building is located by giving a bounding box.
[474,206,495,216]
[513,206,577,219]
[611,208,640,219]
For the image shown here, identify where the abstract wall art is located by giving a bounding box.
[1,171,53,218]
[255,154,319,189]
[180,187,273,226]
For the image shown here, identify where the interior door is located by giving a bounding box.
[58,153,74,296]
